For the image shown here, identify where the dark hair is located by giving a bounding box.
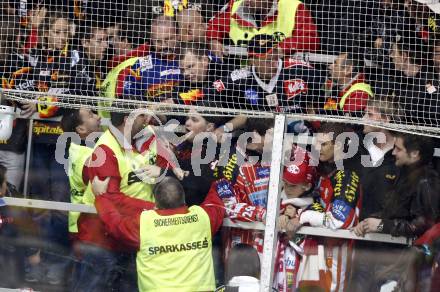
[39,10,70,45]
[225,244,260,283]
[393,132,435,164]
[153,177,186,209]
[178,41,208,60]
[246,118,275,136]
[61,109,82,133]
[110,111,129,127]
[78,19,107,41]
[394,32,429,66]
[317,122,352,143]
[0,163,6,186]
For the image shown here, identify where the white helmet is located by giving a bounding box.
[0,104,15,140]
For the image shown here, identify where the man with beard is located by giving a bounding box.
[99,15,180,118]
[122,15,181,102]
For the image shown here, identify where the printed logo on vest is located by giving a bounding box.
[212,79,225,92]
[244,89,259,105]
[331,199,352,222]
[284,79,308,100]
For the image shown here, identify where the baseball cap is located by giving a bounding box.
[283,147,316,184]
[247,34,280,58]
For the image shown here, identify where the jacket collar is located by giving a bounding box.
[232,0,278,28]
[339,73,366,96]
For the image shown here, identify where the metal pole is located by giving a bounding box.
[260,114,286,292]
[23,118,34,197]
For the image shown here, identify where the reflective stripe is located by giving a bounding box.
[68,143,93,233]
[229,0,301,46]
[339,83,374,110]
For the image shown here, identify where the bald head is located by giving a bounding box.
[154,177,186,209]
[176,9,207,43]
[151,15,177,58]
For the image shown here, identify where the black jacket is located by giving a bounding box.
[359,149,398,220]
[381,163,440,238]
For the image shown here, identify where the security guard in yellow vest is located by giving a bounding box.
[60,108,101,234]
[325,52,374,114]
[91,176,225,292]
[207,0,319,58]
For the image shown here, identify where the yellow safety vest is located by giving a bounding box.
[82,128,157,205]
[229,0,301,46]
[68,142,94,233]
[137,206,215,292]
[339,82,374,110]
[98,57,140,119]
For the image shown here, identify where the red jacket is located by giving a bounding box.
[106,43,150,70]
[77,132,172,251]
[207,0,319,54]
[95,184,225,251]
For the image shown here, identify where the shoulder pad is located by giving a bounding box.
[230,67,251,81]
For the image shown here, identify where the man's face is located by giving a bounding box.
[392,137,418,166]
[283,180,308,199]
[83,28,109,61]
[78,108,101,136]
[329,53,349,84]
[46,18,70,50]
[185,110,211,143]
[251,52,279,80]
[315,133,335,162]
[181,52,209,84]
[177,9,206,43]
[362,106,385,134]
[151,23,177,59]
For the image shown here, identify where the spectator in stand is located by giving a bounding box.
[91,176,224,291]
[348,96,403,292]
[353,133,440,289]
[324,51,374,116]
[122,15,181,101]
[209,118,274,259]
[173,106,228,206]
[176,6,207,43]
[99,15,180,119]
[379,35,440,126]
[106,21,150,70]
[433,38,440,79]
[274,147,317,292]
[0,13,33,191]
[298,122,362,292]
[226,34,325,113]
[76,20,110,96]
[207,0,319,59]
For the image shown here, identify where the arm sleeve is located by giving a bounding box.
[324,170,362,230]
[279,3,320,54]
[201,183,226,235]
[383,179,440,238]
[95,194,153,251]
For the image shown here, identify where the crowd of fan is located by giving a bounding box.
[0,0,440,291]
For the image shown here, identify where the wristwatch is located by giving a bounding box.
[376,220,384,232]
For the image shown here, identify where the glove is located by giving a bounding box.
[299,210,324,227]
